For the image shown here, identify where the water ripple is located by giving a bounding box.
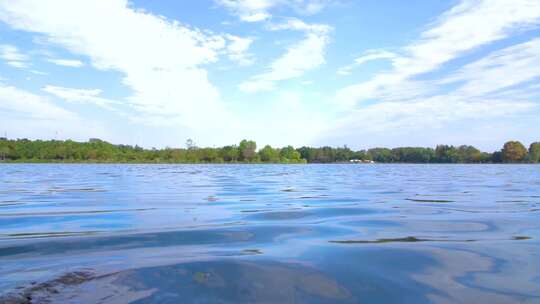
[1,164,539,303]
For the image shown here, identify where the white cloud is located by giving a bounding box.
[215,0,333,22]
[324,0,540,147]
[0,83,115,142]
[47,58,84,67]
[441,38,540,98]
[337,50,396,76]
[0,83,76,121]
[334,0,540,107]
[216,0,274,22]
[0,0,246,143]
[318,97,537,150]
[0,44,29,68]
[42,85,121,111]
[327,38,540,144]
[294,0,332,15]
[30,70,48,75]
[224,34,254,66]
[239,19,331,92]
[331,97,535,136]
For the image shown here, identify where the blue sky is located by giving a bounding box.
[0,0,539,151]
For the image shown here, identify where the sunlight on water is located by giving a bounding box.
[1,164,539,303]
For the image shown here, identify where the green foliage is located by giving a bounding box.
[502,141,528,163]
[391,147,435,163]
[259,145,280,162]
[435,145,459,163]
[219,145,240,162]
[0,138,537,164]
[529,142,540,163]
[280,146,302,163]
[368,148,393,162]
[239,139,257,162]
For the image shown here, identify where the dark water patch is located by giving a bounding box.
[0,270,95,304]
[0,225,313,257]
[405,198,455,203]
[246,206,379,221]
[247,210,311,220]
[205,196,219,202]
[47,187,106,193]
[329,236,533,244]
[330,237,469,244]
[0,208,156,217]
[1,231,99,240]
[33,261,353,304]
[242,249,263,254]
[440,208,538,214]
[296,195,330,199]
[240,209,271,213]
[341,219,401,228]
[0,202,25,206]
[512,236,531,240]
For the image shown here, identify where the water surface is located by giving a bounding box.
[1,164,539,303]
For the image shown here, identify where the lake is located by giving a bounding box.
[0,164,539,303]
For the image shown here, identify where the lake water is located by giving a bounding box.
[0,164,539,303]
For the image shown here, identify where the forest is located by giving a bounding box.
[0,138,539,164]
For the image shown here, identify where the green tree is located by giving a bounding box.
[0,146,8,161]
[280,146,302,162]
[259,145,280,162]
[501,141,527,163]
[458,145,482,163]
[392,147,435,163]
[529,142,540,163]
[297,146,316,162]
[239,139,257,162]
[220,145,240,162]
[185,138,196,150]
[1,137,537,164]
[368,148,393,162]
[435,145,460,163]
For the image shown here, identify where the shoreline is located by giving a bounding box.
[1,161,537,165]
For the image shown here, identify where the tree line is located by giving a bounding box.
[0,138,539,164]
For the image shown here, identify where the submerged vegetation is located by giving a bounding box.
[0,138,539,164]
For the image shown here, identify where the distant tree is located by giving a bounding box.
[315,146,336,163]
[502,141,527,163]
[2,137,538,164]
[297,146,315,162]
[334,145,353,162]
[368,148,394,162]
[529,142,540,163]
[259,145,280,162]
[350,149,368,161]
[435,145,460,163]
[220,145,240,162]
[193,148,211,162]
[185,138,196,150]
[491,151,503,163]
[280,146,302,162]
[392,147,435,163]
[479,152,493,163]
[457,145,482,163]
[239,140,257,161]
[0,146,8,161]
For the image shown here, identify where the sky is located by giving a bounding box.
[0,0,539,151]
